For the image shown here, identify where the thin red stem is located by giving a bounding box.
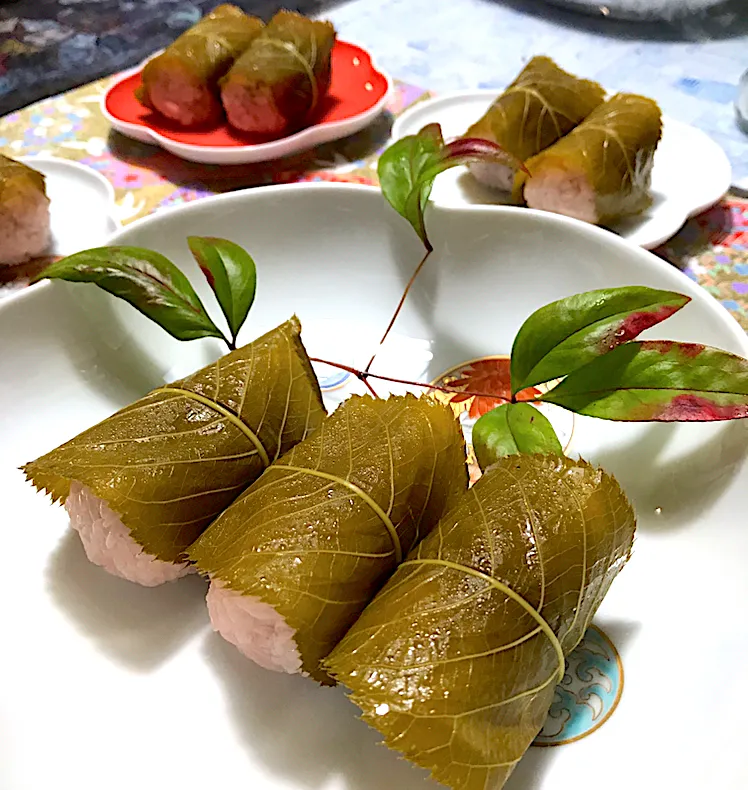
[310,357,512,404]
[364,247,432,373]
[362,377,380,398]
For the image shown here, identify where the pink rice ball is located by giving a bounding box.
[206,581,303,674]
[65,482,194,587]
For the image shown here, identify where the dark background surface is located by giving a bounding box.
[0,1,335,118]
[0,0,744,118]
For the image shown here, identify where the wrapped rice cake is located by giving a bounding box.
[0,154,50,265]
[220,10,336,136]
[188,394,469,682]
[465,56,605,191]
[139,4,264,127]
[326,455,636,790]
[24,318,326,587]
[516,93,663,225]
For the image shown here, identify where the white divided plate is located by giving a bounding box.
[1,184,747,790]
[392,91,732,249]
[19,155,119,254]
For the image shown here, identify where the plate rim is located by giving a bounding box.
[19,153,118,206]
[16,154,121,259]
[3,181,744,355]
[101,40,393,165]
[391,89,733,249]
[102,181,748,354]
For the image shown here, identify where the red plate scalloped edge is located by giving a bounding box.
[102,40,392,165]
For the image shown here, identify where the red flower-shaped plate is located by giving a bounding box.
[102,40,392,165]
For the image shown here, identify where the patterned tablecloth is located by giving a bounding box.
[0,72,747,331]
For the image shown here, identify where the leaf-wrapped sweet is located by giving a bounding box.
[517,93,663,225]
[220,10,336,136]
[0,154,51,265]
[466,57,605,164]
[0,153,47,198]
[24,317,325,562]
[139,4,264,126]
[188,394,468,681]
[326,455,636,790]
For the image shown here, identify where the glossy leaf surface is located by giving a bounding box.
[24,318,325,561]
[188,236,257,341]
[189,394,468,680]
[34,246,225,343]
[473,403,562,469]
[327,455,635,790]
[511,286,691,393]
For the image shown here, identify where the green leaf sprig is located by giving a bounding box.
[31,162,748,476]
[187,236,257,349]
[32,237,257,351]
[473,286,748,469]
[379,123,525,251]
[375,129,748,466]
[367,123,525,373]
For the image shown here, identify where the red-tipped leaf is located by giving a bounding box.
[510,286,691,393]
[32,246,225,343]
[378,123,524,251]
[539,340,748,421]
[188,236,257,343]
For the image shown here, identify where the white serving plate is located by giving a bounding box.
[1,184,747,790]
[20,155,119,254]
[392,91,732,249]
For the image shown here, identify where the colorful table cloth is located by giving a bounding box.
[0,72,746,331]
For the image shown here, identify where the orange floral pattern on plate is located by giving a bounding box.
[447,358,541,419]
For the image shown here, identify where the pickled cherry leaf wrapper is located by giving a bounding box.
[220,11,336,134]
[24,318,325,562]
[465,56,605,162]
[139,5,264,124]
[0,153,48,201]
[326,455,636,790]
[0,154,50,264]
[189,394,468,680]
[515,93,663,223]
